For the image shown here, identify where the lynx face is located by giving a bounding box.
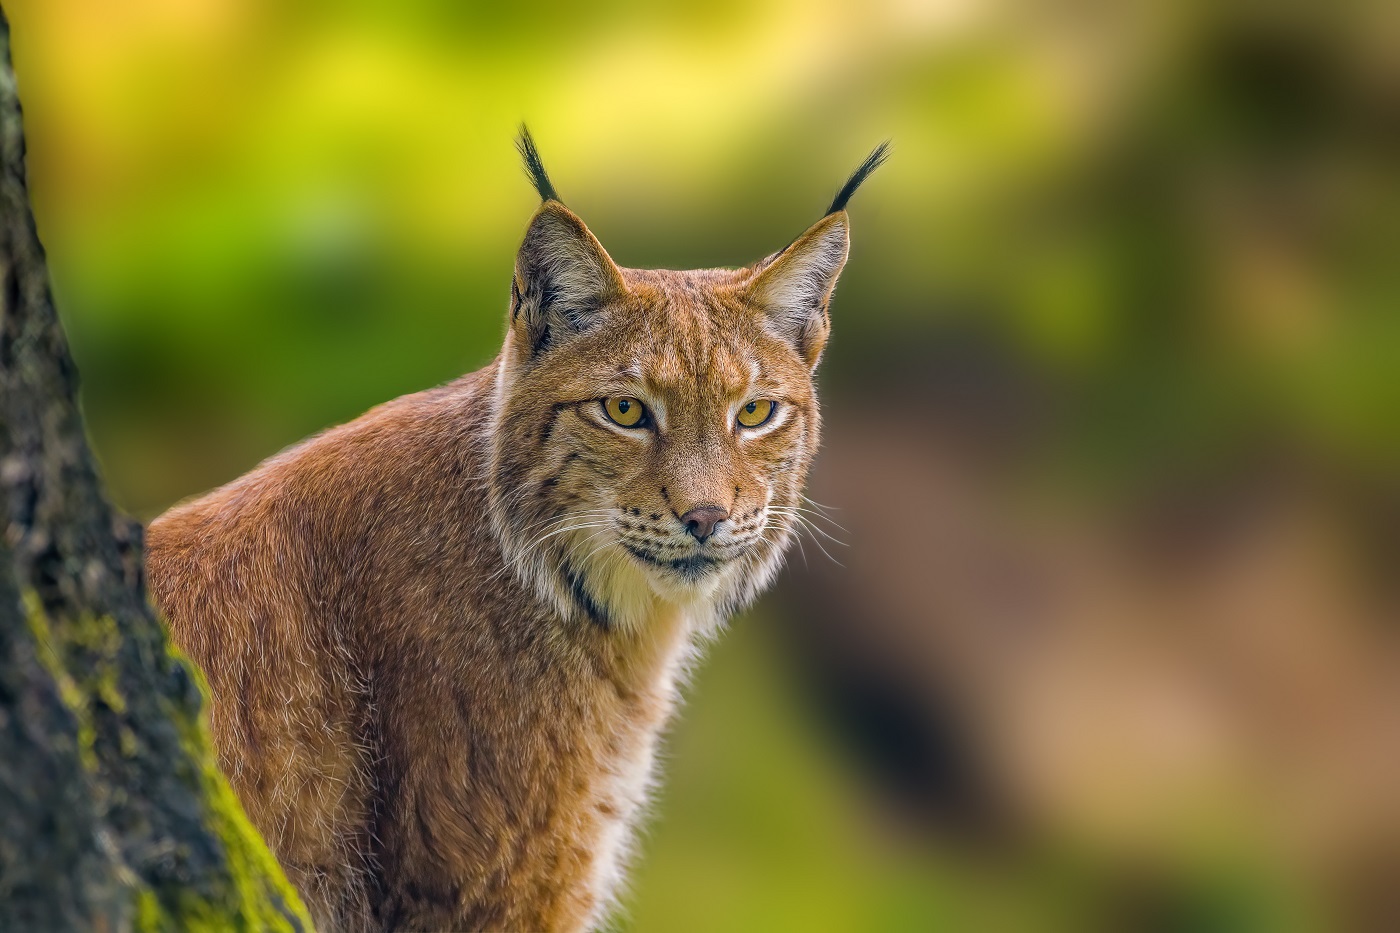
[487,135,885,633]
[488,202,851,631]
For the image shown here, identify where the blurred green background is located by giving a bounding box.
[8,0,1400,929]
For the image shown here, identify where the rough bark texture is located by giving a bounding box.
[0,7,312,931]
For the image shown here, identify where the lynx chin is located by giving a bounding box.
[146,129,887,932]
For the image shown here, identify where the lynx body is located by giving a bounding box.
[146,135,885,931]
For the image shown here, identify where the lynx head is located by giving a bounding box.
[489,129,887,632]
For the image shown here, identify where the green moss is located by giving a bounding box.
[23,590,314,931]
[23,591,98,770]
[157,643,314,932]
[119,725,139,758]
[63,609,130,718]
[134,889,165,932]
[134,880,296,933]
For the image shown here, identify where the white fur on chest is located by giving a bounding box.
[582,612,700,929]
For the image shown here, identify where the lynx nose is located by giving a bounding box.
[680,506,728,543]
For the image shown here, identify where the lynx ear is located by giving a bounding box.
[745,212,849,368]
[510,202,626,359]
[745,140,889,368]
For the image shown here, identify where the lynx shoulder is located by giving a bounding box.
[146,130,886,932]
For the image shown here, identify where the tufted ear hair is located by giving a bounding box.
[744,212,849,369]
[509,201,626,360]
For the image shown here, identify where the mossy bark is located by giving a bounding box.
[0,6,312,931]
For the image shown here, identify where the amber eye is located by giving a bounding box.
[602,396,647,428]
[737,399,776,428]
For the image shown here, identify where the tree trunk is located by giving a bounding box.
[0,8,312,931]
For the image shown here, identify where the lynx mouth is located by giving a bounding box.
[621,543,728,579]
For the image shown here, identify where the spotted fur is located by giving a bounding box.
[146,141,882,932]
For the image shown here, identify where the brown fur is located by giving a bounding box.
[147,176,862,930]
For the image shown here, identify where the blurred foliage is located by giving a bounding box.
[5,0,1398,928]
[625,618,1318,932]
[7,0,1393,519]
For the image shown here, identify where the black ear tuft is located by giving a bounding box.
[516,124,561,204]
[826,140,890,215]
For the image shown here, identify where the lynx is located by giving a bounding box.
[146,130,886,932]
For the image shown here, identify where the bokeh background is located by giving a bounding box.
[8,0,1400,929]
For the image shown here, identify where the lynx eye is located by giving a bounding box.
[602,396,647,428]
[737,399,776,428]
